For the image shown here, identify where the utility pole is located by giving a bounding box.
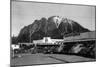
[30,26,31,43]
[70,21,74,42]
[45,21,47,37]
[30,30,31,43]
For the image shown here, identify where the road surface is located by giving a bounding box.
[11,53,95,66]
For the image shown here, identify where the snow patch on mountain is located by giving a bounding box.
[52,16,63,28]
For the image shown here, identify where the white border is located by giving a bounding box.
[0,0,99,67]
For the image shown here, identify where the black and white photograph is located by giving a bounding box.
[10,0,96,67]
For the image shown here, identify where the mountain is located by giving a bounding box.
[17,16,90,43]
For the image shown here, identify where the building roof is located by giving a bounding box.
[64,31,96,42]
[33,37,63,45]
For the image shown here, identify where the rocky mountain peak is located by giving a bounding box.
[17,16,90,43]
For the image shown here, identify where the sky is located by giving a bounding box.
[11,1,96,36]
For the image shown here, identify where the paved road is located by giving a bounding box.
[11,53,95,66]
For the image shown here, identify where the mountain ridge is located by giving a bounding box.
[16,16,90,43]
